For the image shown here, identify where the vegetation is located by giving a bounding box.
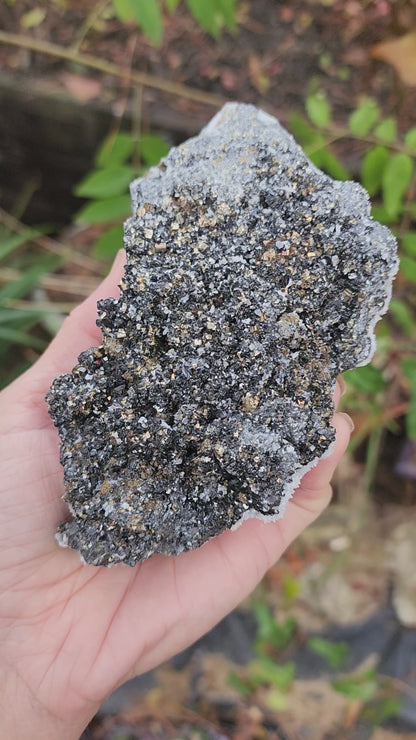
[291,93,416,495]
[228,602,403,724]
[111,0,238,44]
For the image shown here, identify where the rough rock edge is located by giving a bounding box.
[53,103,399,564]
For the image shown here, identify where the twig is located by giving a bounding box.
[0,267,100,296]
[105,33,139,144]
[132,83,143,169]
[305,121,416,158]
[0,207,101,274]
[364,426,384,497]
[71,0,110,54]
[2,298,78,313]
[348,401,409,453]
[11,176,40,221]
[0,30,226,109]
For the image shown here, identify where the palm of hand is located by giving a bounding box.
[0,254,349,736]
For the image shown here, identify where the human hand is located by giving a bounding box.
[0,251,352,739]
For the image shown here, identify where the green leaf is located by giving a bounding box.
[130,0,163,45]
[165,0,181,11]
[307,637,348,669]
[254,603,297,653]
[305,91,331,128]
[227,671,251,697]
[312,148,349,180]
[264,687,288,712]
[75,166,134,199]
[95,132,134,168]
[282,573,301,608]
[402,232,416,257]
[349,99,379,137]
[389,299,415,336]
[186,0,221,37]
[374,118,397,143]
[139,134,170,166]
[402,358,416,384]
[402,360,416,438]
[333,669,378,702]
[382,153,413,218]
[400,255,416,283]
[93,225,124,259]
[254,602,277,643]
[0,256,61,302]
[289,112,320,148]
[112,0,134,21]
[21,8,47,28]
[0,308,46,325]
[361,696,402,724]
[214,0,237,33]
[248,658,295,693]
[76,195,131,224]
[371,205,397,225]
[0,229,39,261]
[361,145,389,196]
[0,326,47,351]
[0,310,44,362]
[404,127,416,154]
[343,365,386,394]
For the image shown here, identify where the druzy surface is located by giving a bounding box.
[47,103,398,566]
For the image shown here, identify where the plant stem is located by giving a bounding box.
[0,207,101,274]
[0,30,226,109]
[306,120,416,158]
[71,0,110,54]
[2,298,78,313]
[0,267,99,296]
[364,426,384,498]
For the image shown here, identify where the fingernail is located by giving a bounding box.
[337,411,355,432]
[337,375,347,397]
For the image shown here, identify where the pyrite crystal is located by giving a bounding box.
[47,104,398,566]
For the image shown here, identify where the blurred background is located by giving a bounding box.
[1,1,416,738]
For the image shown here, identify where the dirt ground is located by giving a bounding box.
[2,0,416,121]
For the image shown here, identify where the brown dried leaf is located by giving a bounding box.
[371,31,416,87]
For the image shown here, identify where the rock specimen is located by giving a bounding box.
[47,103,398,566]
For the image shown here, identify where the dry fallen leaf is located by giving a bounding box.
[371,31,416,87]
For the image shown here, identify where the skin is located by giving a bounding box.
[0,251,352,739]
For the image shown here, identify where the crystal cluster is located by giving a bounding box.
[47,103,398,566]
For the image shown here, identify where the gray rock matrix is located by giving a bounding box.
[47,103,398,566]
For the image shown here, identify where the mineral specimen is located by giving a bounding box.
[47,103,398,566]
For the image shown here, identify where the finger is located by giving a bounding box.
[334,375,346,407]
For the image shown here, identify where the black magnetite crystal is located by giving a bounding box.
[47,103,398,566]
